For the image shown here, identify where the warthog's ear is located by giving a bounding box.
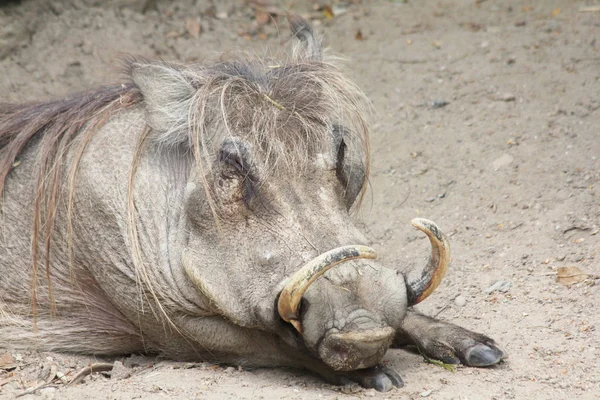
[288,15,322,60]
[131,62,196,146]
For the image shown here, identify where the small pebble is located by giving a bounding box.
[431,99,449,109]
[499,93,516,102]
[485,280,512,294]
[421,389,433,397]
[363,389,377,397]
[110,361,132,380]
[40,387,57,400]
[454,295,467,307]
[492,153,514,170]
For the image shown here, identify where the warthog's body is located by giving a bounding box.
[0,18,504,391]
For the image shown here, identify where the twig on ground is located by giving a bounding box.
[417,347,457,372]
[0,376,16,387]
[434,303,450,318]
[0,361,35,371]
[15,383,58,398]
[68,362,114,385]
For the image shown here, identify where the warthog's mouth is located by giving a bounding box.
[318,326,396,371]
[277,245,377,334]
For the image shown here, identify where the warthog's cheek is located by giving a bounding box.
[318,327,395,371]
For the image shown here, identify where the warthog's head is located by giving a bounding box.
[131,17,449,372]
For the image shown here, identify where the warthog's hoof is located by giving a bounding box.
[331,364,403,392]
[463,343,506,367]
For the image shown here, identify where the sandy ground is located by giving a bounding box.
[1,0,599,399]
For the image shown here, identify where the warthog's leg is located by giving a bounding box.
[393,309,506,367]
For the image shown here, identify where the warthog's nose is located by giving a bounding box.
[318,327,395,371]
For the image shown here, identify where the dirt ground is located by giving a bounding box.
[1,0,599,399]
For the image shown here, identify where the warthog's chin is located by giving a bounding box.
[318,327,395,371]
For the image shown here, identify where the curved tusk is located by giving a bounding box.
[404,218,451,306]
[278,245,376,331]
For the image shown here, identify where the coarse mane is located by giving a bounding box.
[0,33,371,328]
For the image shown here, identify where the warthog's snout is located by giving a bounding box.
[275,219,451,370]
[319,327,396,371]
[277,245,377,333]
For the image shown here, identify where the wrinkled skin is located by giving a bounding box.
[0,18,505,392]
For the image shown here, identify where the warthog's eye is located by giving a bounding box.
[333,125,366,209]
[218,144,257,206]
[336,138,348,189]
[219,149,246,176]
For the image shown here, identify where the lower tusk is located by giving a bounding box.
[405,218,451,305]
[290,319,303,334]
[277,245,376,332]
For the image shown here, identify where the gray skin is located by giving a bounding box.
[0,19,505,392]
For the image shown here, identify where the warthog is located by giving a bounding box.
[0,17,505,391]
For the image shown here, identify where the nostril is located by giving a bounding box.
[330,343,349,362]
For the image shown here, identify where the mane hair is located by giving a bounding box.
[0,31,371,330]
[0,84,142,323]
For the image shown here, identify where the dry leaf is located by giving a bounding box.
[323,6,334,20]
[0,353,15,368]
[185,18,202,39]
[556,266,588,286]
[355,30,364,40]
[552,8,561,17]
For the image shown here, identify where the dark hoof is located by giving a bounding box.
[417,333,507,368]
[463,343,506,367]
[346,365,404,392]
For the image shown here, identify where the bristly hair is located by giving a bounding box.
[0,84,141,326]
[0,16,371,330]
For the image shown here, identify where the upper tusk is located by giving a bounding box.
[277,245,376,330]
